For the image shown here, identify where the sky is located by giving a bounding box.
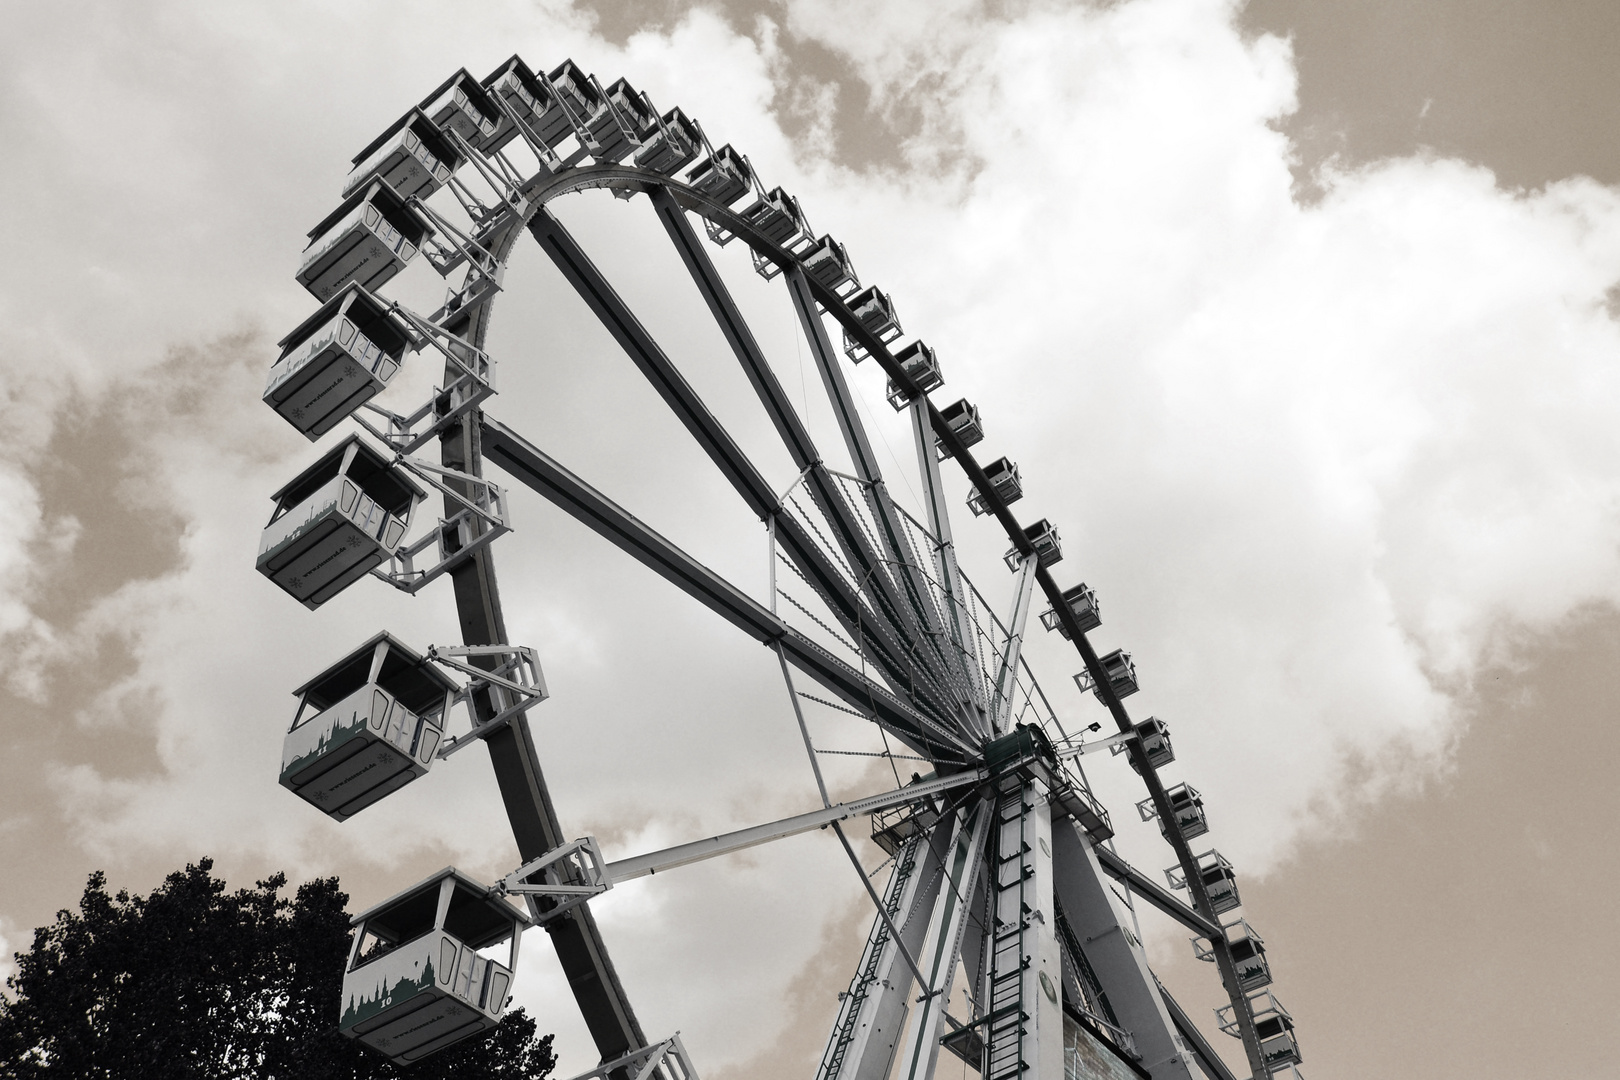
[1,1,1617,1078]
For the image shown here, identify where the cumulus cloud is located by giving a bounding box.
[7,0,1620,1073]
[758,0,1620,871]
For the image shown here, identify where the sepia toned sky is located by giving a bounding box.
[2,2,1617,1078]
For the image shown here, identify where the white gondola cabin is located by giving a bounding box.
[1199,850,1241,913]
[482,57,570,153]
[850,286,900,341]
[1168,849,1240,914]
[687,143,754,206]
[1090,647,1135,698]
[419,69,500,151]
[1196,920,1271,992]
[1118,715,1174,771]
[1219,991,1302,1071]
[967,457,1023,516]
[1137,782,1209,841]
[341,868,529,1065]
[1006,519,1062,571]
[634,107,703,176]
[939,398,984,451]
[1228,926,1271,992]
[297,181,433,303]
[280,633,458,820]
[257,435,425,609]
[802,234,856,293]
[887,341,944,409]
[342,108,462,201]
[1041,582,1100,638]
[265,282,417,440]
[740,186,809,247]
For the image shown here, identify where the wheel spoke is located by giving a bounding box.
[529,205,968,729]
[481,417,975,761]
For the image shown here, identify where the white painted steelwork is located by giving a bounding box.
[1053,823,1200,1080]
[559,1034,700,1080]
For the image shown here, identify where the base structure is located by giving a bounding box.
[814,733,1202,1080]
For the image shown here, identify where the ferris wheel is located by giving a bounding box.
[255,56,1305,1080]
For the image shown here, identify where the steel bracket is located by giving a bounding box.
[430,643,549,758]
[409,191,508,293]
[497,837,612,924]
[352,314,496,455]
[370,458,511,593]
[558,1032,700,1080]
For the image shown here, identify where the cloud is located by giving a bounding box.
[7,0,1620,1073]
[757,0,1620,873]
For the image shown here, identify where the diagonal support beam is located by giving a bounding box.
[782,262,883,486]
[603,768,986,883]
[648,186,903,648]
[1093,845,1222,939]
[529,204,777,519]
[480,417,974,761]
[1157,977,1241,1080]
[648,184,820,471]
[1053,821,1200,1080]
[529,205,961,726]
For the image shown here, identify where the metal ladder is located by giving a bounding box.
[817,832,923,1080]
[983,780,1035,1080]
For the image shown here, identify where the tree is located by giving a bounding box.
[0,859,556,1079]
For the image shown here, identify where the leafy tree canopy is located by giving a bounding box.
[0,859,556,1080]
